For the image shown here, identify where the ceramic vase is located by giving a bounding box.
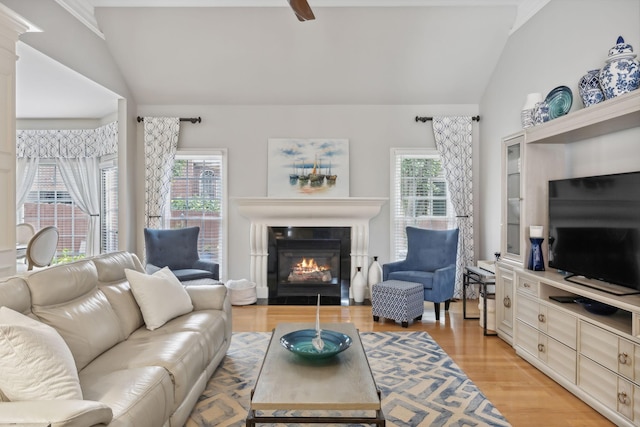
[367,256,383,296]
[579,69,605,107]
[521,93,542,128]
[599,36,640,100]
[352,266,366,304]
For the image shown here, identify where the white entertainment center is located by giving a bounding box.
[496,89,640,426]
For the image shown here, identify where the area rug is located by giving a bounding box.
[185,331,511,427]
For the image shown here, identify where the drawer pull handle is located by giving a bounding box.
[537,343,545,353]
[538,314,546,323]
[618,353,629,365]
[618,392,630,405]
[503,296,511,308]
[523,283,531,288]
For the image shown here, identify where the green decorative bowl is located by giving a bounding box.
[280,329,352,359]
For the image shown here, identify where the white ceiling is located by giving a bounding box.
[15,0,549,119]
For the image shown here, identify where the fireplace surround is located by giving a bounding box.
[235,197,387,301]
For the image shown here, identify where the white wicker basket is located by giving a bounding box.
[225,279,257,306]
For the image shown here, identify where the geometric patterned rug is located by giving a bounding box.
[185,331,511,427]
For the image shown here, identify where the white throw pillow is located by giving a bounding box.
[125,267,194,330]
[0,307,82,401]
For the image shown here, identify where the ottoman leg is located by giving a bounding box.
[401,321,408,328]
[415,314,423,321]
[373,315,380,322]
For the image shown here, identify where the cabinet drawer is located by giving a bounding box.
[517,320,576,383]
[542,305,577,350]
[579,355,635,422]
[516,293,577,349]
[516,292,538,327]
[517,276,538,296]
[580,321,638,382]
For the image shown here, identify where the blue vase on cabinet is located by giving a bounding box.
[528,238,545,271]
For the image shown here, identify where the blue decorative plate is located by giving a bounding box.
[545,85,573,120]
[280,329,352,359]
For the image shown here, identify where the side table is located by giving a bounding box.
[463,266,497,336]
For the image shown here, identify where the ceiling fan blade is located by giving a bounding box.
[288,0,315,21]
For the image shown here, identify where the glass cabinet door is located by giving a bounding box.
[502,135,523,262]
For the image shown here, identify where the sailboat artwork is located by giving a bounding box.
[267,138,349,197]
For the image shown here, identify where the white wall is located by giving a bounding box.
[479,0,640,260]
[138,104,479,280]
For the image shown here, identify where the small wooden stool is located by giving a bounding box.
[371,280,424,328]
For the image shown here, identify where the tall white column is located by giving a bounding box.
[0,6,32,277]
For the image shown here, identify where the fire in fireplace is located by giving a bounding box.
[288,257,333,283]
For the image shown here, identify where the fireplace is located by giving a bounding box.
[234,197,387,303]
[268,227,350,305]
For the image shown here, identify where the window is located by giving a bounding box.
[101,158,118,253]
[391,148,455,261]
[165,151,227,277]
[22,161,88,260]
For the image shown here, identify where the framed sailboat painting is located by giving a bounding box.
[267,138,349,197]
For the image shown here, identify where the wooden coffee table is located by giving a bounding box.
[246,322,385,426]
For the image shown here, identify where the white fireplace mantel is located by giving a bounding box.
[234,197,387,299]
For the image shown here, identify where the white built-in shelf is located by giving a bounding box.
[524,89,640,145]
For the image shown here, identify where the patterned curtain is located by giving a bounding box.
[432,116,475,298]
[143,117,180,229]
[16,122,118,158]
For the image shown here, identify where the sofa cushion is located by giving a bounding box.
[126,267,193,331]
[27,260,125,370]
[80,366,173,427]
[130,310,228,363]
[99,281,145,339]
[80,331,207,409]
[0,307,82,401]
[0,277,31,315]
[93,251,145,284]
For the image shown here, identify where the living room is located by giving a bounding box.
[3,0,638,281]
[0,0,639,426]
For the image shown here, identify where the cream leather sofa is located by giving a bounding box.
[0,251,232,427]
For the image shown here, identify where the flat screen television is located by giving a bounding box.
[548,171,640,295]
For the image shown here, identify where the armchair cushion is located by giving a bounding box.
[144,227,219,281]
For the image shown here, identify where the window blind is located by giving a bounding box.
[391,149,456,261]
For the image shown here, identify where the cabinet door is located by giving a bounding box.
[495,264,514,341]
[501,134,524,263]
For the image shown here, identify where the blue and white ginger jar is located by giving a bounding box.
[579,69,605,107]
[599,36,640,100]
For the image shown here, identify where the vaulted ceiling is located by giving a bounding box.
[15,0,550,119]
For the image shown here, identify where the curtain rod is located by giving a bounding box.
[136,116,202,124]
[415,115,480,123]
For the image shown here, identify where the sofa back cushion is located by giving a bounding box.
[93,251,145,337]
[0,276,32,315]
[26,259,124,370]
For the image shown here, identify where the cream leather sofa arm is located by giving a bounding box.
[186,284,228,311]
[0,400,113,427]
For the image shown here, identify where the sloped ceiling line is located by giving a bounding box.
[59,0,548,35]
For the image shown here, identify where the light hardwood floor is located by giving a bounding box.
[232,299,614,427]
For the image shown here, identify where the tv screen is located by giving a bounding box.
[548,171,640,294]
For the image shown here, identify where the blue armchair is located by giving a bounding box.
[144,227,219,282]
[383,227,459,321]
